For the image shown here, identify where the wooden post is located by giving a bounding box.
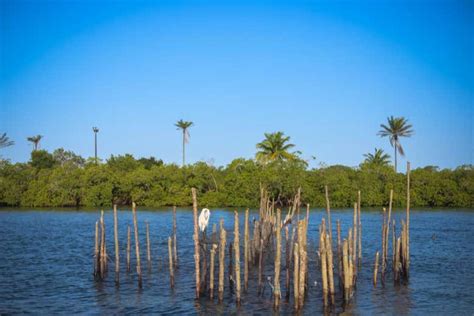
[394,237,401,282]
[406,161,411,278]
[381,208,386,276]
[373,251,379,287]
[234,211,241,304]
[348,228,353,269]
[325,185,333,243]
[132,203,142,288]
[258,238,263,292]
[173,206,178,268]
[126,225,131,272]
[244,209,249,292]
[218,221,226,302]
[228,243,234,289]
[168,237,174,288]
[299,248,306,307]
[342,240,349,302]
[348,242,353,293]
[386,190,393,266]
[392,220,396,266]
[210,244,217,299]
[94,220,99,277]
[274,209,281,308]
[401,220,406,276]
[325,233,335,302]
[337,219,342,287]
[285,226,291,301]
[320,232,328,305]
[358,191,362,265]
[100,211,105,279]
[191,188,200,298]
[202,230,208,293]
[113,205,120,285]
[146,221,151,269]
[293,243,299,310]
[353,202,358,272]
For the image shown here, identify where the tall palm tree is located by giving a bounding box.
[378,116,414,172]
[0,133,14,149]
[175,119,194,166]
[363,148,391,166]
[27,135,43,151]
[255,131,298,163]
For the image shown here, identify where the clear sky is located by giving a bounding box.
[0,0,472,169]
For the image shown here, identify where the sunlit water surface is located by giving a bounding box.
[0,208,473,315]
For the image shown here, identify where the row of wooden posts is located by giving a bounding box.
[93,162,412,310]
[93,203,179,288]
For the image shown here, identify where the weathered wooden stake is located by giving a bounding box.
[210,244,217,299]
[100,211,106,279]
[132,202,142,288]
[234,211,241,304]
[353,202,358,273]
[168,236,174,288]
[325,185,333,243]
[218,220,226,302]
[342,239,350,302]
[274,209,281,308]
[381,208,386,277]
[392,220,396,265]
[337,219,342,288]
[244,209,249,292]
[373,251,379,287]
[293,243,299,310]
[228,243,234,289]
[394,237,401,282]
[173,206,178,268]
[325,232,335,303]
[113,205,120,285]
[146,221,151,269]
[358,191,362,265]
[191,188,200,298]
[126,225,131,272]
[258,238,263,292]
[94,220,99,277]
[320,232,328,305]
[385,190,393,266]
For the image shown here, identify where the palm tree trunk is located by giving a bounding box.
[394,146,397,173]
[182,130,186,167]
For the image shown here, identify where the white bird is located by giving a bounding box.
[198,208,211,232]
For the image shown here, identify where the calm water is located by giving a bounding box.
[0,208,473,315]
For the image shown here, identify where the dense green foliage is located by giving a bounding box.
[255,131,300,163]
[0,149,472,208]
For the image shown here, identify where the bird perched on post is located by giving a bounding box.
[199,208,211,232]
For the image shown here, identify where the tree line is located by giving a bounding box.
[0,116,472,208]
[0,149,472,208]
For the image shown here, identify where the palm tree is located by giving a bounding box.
[0,133,14,149]
[27,135,43,151]
[378,116,414,172]
[175,119,194,166]
[363,148,391,166]
[255,131,299,163]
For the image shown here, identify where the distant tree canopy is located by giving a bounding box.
[0,149,472,208]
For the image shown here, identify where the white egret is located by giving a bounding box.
[198,208,211,232]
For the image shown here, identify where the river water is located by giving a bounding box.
[0,208,473,315]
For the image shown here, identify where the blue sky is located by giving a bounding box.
[0,0,472,169]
